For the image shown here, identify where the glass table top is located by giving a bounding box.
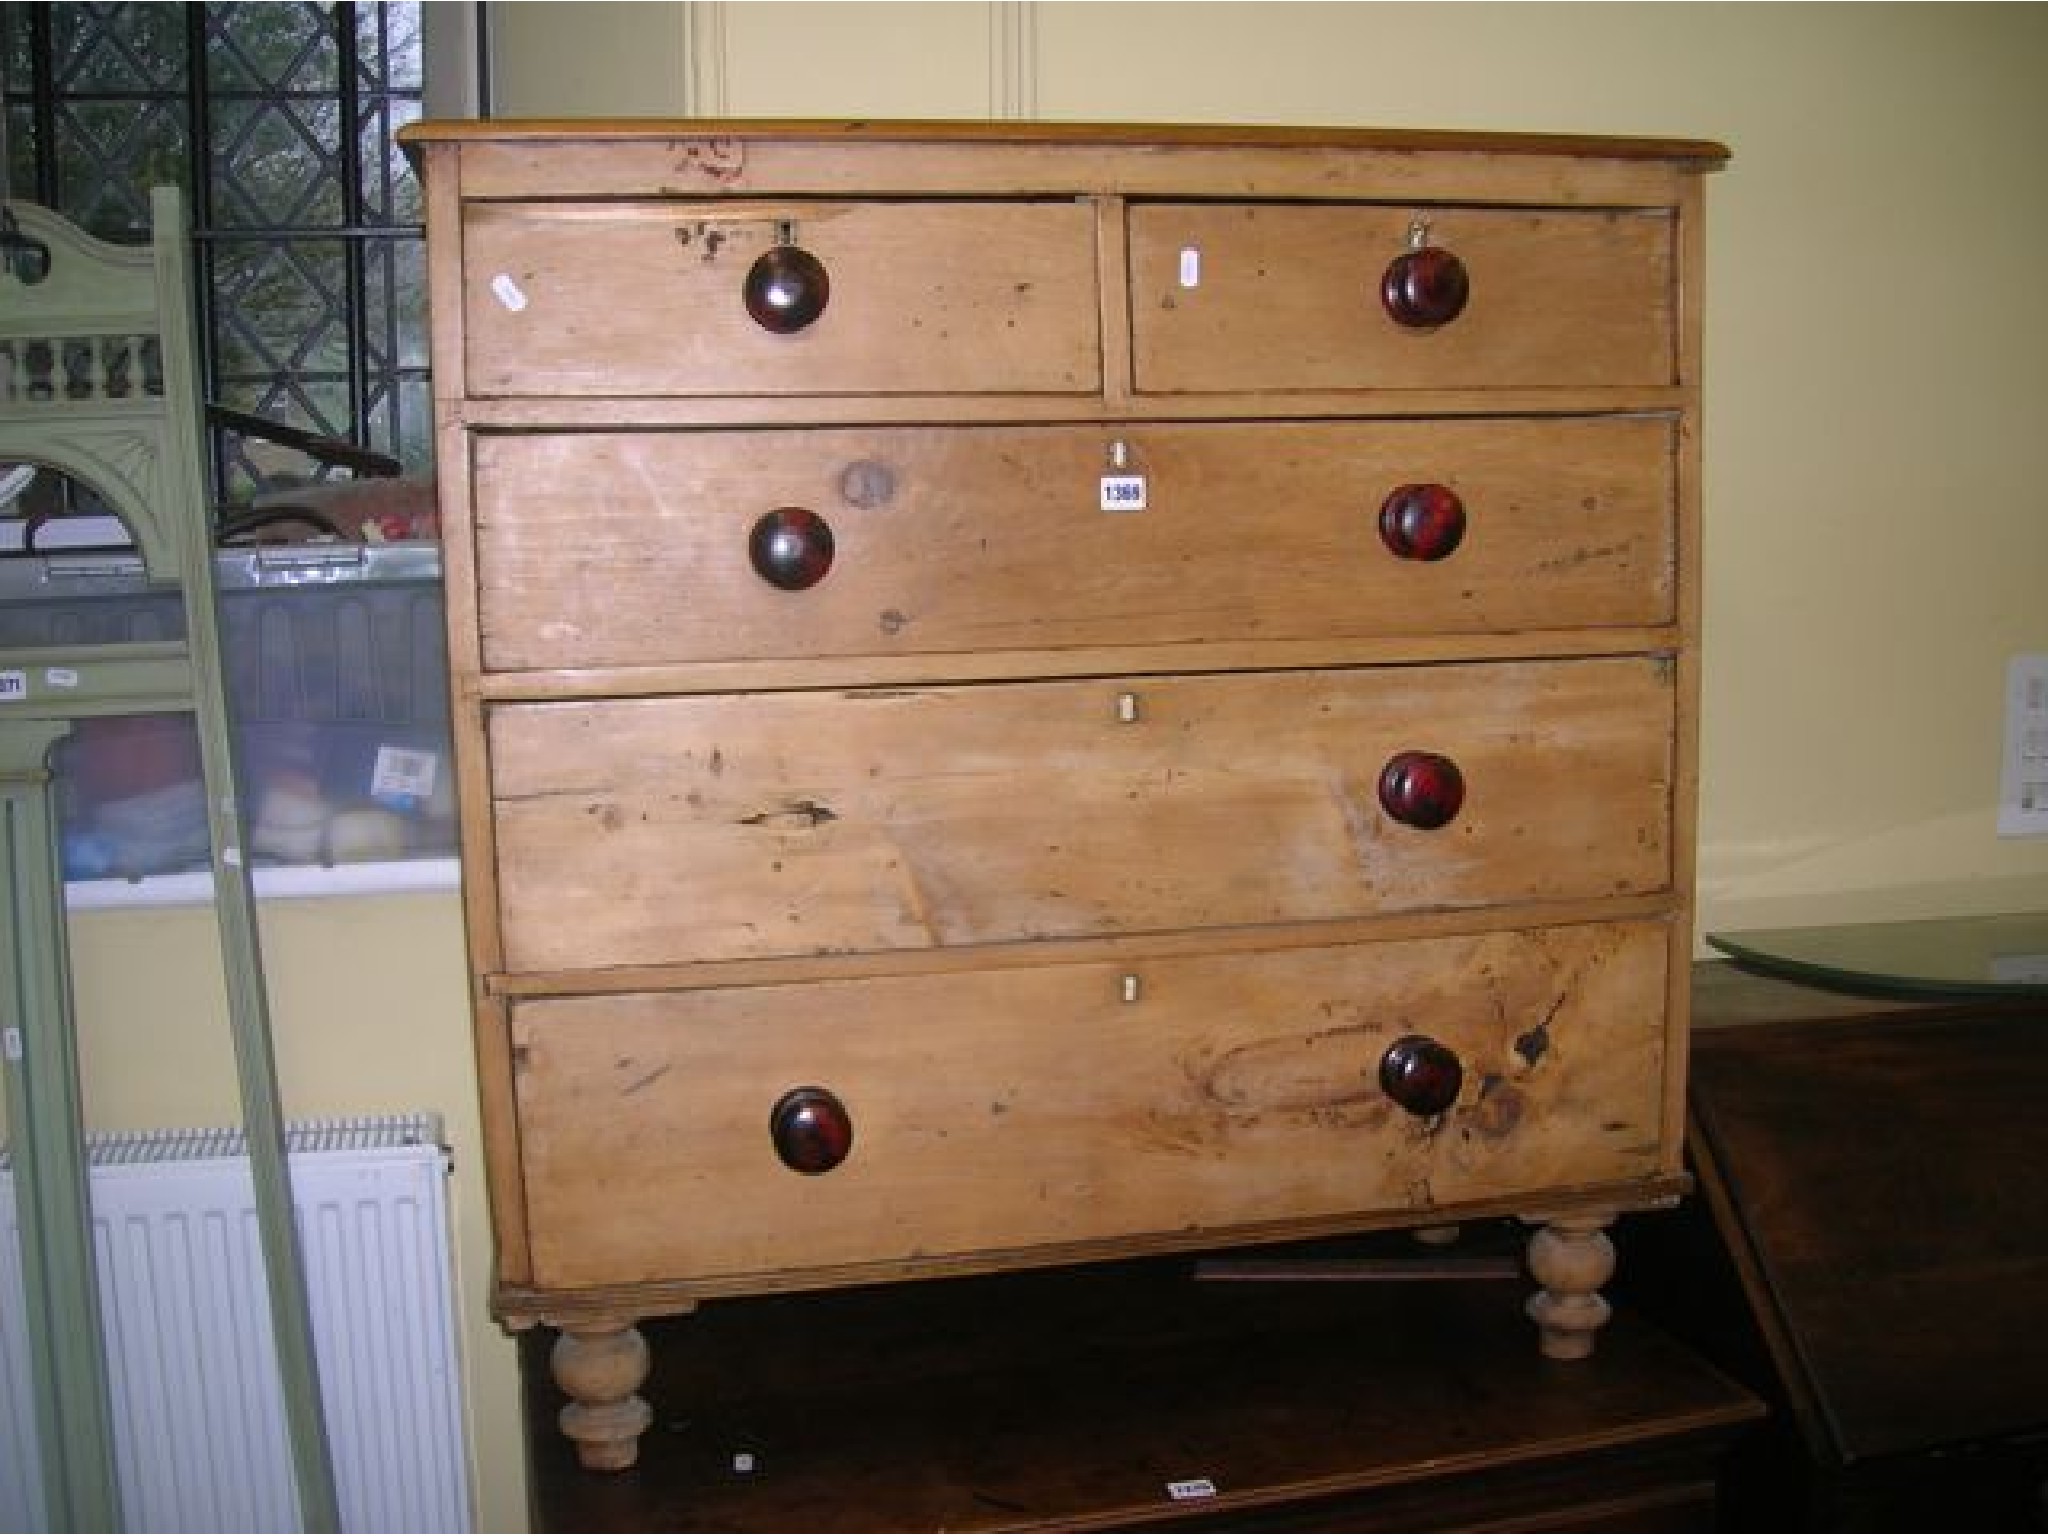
[1706,911,2048,998]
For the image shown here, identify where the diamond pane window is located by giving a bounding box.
[214,97,344,229]
[213,4,335,95]
[56,3,185,95]
[0,1,430,512]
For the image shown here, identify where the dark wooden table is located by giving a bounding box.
[523,1225,1763,1532]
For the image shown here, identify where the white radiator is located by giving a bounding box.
[0,1114,470,1532]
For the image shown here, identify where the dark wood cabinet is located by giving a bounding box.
[1621,960,2048,1530]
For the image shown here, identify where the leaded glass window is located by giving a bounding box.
[0,1,429,509]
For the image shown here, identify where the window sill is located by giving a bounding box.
[65,856,461,911]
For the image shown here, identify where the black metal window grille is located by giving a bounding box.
[0,1,428,508]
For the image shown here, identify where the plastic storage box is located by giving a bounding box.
[0,542,455,882]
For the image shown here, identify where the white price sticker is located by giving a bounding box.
[490,273,529,312]
[1179,246,1201,288]
[372,745,439,810]
[1099,474,1147,513]
[0,670,26,703]
[1166,1478,1218,1501]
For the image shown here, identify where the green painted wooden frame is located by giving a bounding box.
[0,189,338,1531]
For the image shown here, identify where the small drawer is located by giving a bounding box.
[472,416,1674,672]
[461,199,1101,397]
[1129,203,1675,392]
[509,920,1671,1289]
[488,657,1673,972]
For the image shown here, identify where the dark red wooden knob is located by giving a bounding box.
[1381,244,1470,329]
[1378,750,1465,830]
[1379,1035,1464,1117]
[1379,483,1468,561]
[748,507,835,590]
[744,244,830,333]
[770,1086,853,1175]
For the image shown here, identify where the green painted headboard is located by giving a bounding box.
[0,187,210,582]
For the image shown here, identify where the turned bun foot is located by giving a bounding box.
[1523,1215,1616,1361]
[551,1323,654,1471]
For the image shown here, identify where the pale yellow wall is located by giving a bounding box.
[719,3,999,117]
[45,5,2048,1534]
[64,894,527,1534]
[485,1,691,117]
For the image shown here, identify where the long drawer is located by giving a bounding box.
[460,199,1102,397]
[487,658,1674,972]
[509,920,1672,1289]
[1129,203,1676,392]
[472,416,1675,671]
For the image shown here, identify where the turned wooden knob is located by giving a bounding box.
[748,507,835,590]
[744,244,830,333]
[1379,1034,1464,1117]
[770,1086,853,1174]
[1378,483,1467,561]
[1381,243,1470,329]
[1377,749,1465,829]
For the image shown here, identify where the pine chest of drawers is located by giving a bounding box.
[403,119,1726,1472]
